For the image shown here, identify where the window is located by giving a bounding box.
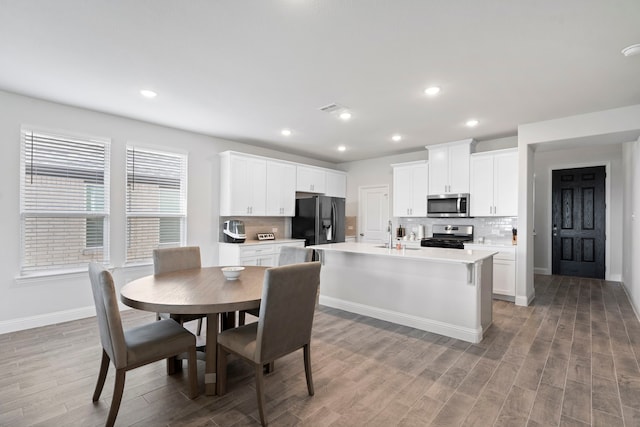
[20,128,110,274]
[126,146,187,263]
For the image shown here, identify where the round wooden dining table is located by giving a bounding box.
[120,265,268,396]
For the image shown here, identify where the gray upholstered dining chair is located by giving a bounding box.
[153,246,205,336]
[240,246,314,322]
[88,262,198,427]
[216,261,321,426]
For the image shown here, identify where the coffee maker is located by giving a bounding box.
[223,220,246,243]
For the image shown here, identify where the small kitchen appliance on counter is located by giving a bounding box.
[223,220,246,243]
[420,224,474,249]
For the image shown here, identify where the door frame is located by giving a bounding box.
[357,184,390,243]
[547,161,611,279]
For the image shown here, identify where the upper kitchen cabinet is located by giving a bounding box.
[392,161,428,217]
[219,151,267,216]
[266,160,296,216]
[296,165,326,193]
[325,169,347,198]
[470,148,518,217]
[426,139,475,195]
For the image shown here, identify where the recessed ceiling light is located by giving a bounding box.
[339,111,352,121]
[392,134,402,142]
[621,44,640,57]
[337,145,347,152]
[139,89,157,98]
[281,129,292,136]
[424,86,441,96]
[466,119,479,127]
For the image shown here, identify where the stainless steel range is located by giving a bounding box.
[420,225,474,249]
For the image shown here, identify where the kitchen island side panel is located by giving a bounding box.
[316,250,493,343]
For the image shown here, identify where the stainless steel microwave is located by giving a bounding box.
[427,193,470,217]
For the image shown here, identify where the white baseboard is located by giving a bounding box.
[608,273,622,282]
[515,291,535,307]
[534,267,550,275]
[0,306,96,335]
[319,295,483,343]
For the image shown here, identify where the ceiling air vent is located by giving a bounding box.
[318,103,343,113]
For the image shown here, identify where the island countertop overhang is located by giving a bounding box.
[309,242,497,264]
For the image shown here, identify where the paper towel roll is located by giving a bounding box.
[417,225,425,239]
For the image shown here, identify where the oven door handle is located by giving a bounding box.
[457,196,461,213]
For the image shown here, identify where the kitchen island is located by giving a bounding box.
[309,242,497,343]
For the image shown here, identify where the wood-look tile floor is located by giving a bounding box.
[2,275,640,426]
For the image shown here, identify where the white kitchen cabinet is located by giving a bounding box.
[219,152,267,216]
[325,169,347,198]
[426,139,475,195]
[465,243,516,297]
[392,161,428,217]
[266,160,296,216]
[219,240,306,267]
[470,148,518,217]
[296,165,326,193]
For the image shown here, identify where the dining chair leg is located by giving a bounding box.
[264,361,275,374]
[303,344,314,396]
[92,350,110,401]
[196,318,203,336]
[216,345,228,396]
[238,311,246,326]
[167,356,179,375]
[187,347,198,399]
[255,364,268,426]
[106,369,126,427]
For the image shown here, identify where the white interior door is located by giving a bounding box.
[358,185,390,243]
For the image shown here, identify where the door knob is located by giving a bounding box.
[359,233,364,236]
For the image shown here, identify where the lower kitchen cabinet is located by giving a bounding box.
[465,243,516,298]
[219,240,305,267]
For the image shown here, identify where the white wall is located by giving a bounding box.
[0,90,336,332]
[622,138,640,316]
[533,144,624,280]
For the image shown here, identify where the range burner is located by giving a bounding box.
[420,225,473,249]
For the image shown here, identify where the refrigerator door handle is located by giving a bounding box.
[331,201,337,242]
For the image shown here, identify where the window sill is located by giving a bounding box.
[14,262,152,285]
[15,266,104,285]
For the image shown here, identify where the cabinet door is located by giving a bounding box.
[223,155,267,216]
[448,143,471,193]
[470,154,494,217]
[325,170,346,198]
[296,166,326,193]
[493,258,516,296]
[266,161,296,216]
[494,151,518,216]
[428,146,449,194]
[393,165,413,217]
[410,163,428,216]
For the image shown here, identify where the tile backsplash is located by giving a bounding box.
[397,216,518,244]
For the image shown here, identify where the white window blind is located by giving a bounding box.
[126,146,187,263]
[20,128,110,274]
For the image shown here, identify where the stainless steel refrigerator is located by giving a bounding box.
[292,196,345,246]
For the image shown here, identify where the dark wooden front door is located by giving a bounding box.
[552,166,606,279]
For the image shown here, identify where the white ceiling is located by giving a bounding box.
[1,1,639,163]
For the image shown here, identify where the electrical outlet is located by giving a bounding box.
[272,227,278,233]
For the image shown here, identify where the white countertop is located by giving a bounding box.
[465,242,516,249]
[219,238,305,246]
[309,242,497,264]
